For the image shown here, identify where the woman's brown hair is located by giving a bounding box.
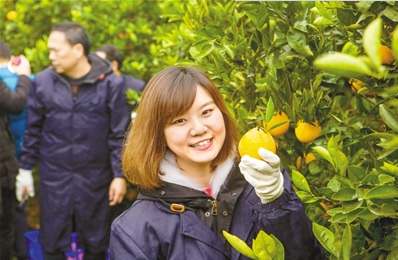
[122,66,240,190]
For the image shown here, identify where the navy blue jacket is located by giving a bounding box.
[110,165,325,260]
[19,54,131,253]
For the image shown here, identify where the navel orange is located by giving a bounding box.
[238,127,276,160]
[295,120,322,143]
[265,111,290,137]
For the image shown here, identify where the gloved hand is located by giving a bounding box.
[239,148,284,203]
[15,168,35,202]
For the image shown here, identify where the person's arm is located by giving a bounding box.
[0,76,31,114]
[239,148,325,259]
[251,170,325,259]
[0,55,32,114]
[107,76,131,205]
[17,73,45,202]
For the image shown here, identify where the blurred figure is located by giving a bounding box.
[16,22,131,260]
[95,44,145,222]
[95,44,146,113]
[0,56,31,260]
[0,40,33,260]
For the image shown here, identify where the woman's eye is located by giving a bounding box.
[173,118,186,124]
[203,109,213,115]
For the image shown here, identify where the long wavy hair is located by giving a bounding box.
[122,66,240,190]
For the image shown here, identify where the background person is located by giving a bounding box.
[0,56,31,260]
[110,66,324,259]
[0,40,33,260]
[95,44,146,113]
[95,44,146,221]
[16,22,131,260]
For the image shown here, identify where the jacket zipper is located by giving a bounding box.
[209,199,218,215]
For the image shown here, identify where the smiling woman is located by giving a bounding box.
[110,66,325,260]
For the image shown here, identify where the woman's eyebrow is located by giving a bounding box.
[199,100,215,109]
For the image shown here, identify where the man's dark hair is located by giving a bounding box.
[51,22,91,56]
[96,44,123,69]
[0,41,12,60]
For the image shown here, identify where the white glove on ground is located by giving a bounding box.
[15,168,35,202]
[239,148,284,203]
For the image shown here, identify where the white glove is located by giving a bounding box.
[239,148,284,203]
[15,168,35,202]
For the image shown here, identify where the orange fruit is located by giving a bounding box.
[264,111,290,137]
[379,45,396,64]
[295,156,303,169]
[238,127,276,160]
[7,10,18,21]
[295,120,322,143]
[305,152,316,164]
[295,152,316,169]
[349,79,364,92]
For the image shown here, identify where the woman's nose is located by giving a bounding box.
[190,119,207,136]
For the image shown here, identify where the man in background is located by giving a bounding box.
[95,44,146,114]
[16,22,130,260]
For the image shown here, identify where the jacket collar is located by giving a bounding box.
[159,150,235,198]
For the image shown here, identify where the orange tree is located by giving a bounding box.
[156,1,398,259]
[2,1,398,258]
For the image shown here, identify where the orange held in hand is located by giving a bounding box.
[295,120,322,143]
[238,127,276,160]
[265,111,290,137]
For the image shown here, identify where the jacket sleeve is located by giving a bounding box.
[110,221,150,260]
[19,79,44,169]
[251,169,325,260]
[107,77,131,178]
[0,75,31,114]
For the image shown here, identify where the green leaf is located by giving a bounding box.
[252,230,275,259]
[368,202,397,216]
[346,208,364,224]
[342,200,363,214]
[312,223,339,258]
[332,187,357,201]
[347,167,366,183]
[264,97,275,125]
[380,229,398,251]
[199,43,215,58]
[296,191,318,203]
[342,224,352,260]
[223,230,257,259]
[380,162,398,177]
[292,170,311,192]
[286,27,313,56]
[313,53,373,77]
[363,17,382,69]
[357,208,379,221]
[384,6,398,22]
[312,146,335,168]
[270,234,285,260]
[378,174,396,185]
[387,247,398,260]
[341,41,358,56]
[379,104,398,133]
[392,25,398,60]
[365,186,398,199]
[327,136,348,176]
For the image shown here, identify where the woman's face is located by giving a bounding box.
[164,85,226,169]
